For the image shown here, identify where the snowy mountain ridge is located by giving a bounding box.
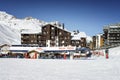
[0,11,16,20]
[0,11,92,45]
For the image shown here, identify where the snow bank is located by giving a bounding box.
[94,46,120,60]
[109,46,120,60]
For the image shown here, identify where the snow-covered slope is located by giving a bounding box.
[0,11,45,29]
[94,46,120,60]
[0,24,20,45]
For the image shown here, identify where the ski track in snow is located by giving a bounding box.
[0,58,120,80]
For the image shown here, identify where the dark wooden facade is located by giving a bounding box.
[42,24,71,47]
[21,34,41,46]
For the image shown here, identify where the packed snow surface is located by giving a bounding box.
[0,46,120,80]
[0,58,120,80]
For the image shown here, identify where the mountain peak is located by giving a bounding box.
[24,17,34,20]
[0,11,16,21]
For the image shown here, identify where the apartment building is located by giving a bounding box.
[91,34,104,49]
[42,24,71,47]
[21,24,71,47]
[103,23,120,46]
[96,34,104,49]
[71,31,86,47]
[21,22,88,47]
[92,36,96,49]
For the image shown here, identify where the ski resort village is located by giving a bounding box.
[0,11,120,59]
[1,11,120,80]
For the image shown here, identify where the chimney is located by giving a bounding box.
[62,23,64,29]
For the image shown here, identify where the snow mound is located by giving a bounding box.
[109,46,120,60]
[95,46,120,60]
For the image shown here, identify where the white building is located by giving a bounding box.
[96,33,104,49]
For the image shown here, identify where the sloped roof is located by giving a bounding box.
[71,32,87,40]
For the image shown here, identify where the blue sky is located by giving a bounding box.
[0,0,120,36]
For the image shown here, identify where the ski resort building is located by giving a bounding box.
[8,46,77,59]
[92,36,96,50]
[41,24,71,47]
[95,33,104,49]
[91,34,104,49]
[103,23,120,47]
[21,23,71,47]
[71,31,87,47]
[21,22,87,47]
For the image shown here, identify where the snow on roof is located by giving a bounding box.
[104,23,120,29]
[86,36,92,43]
[21,29,41,34]
[109,26,120,28]
[71,32,87,40]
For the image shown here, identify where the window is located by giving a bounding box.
[34,40,37,43]
[59,32,62,35]
[51,32,54,35]
[43,27,46,30]
[31,40,33,42]
[117,34,120,36]
[51,36,54,39]
[62,41,65,43]
[76,41,79,44]
[34,35,36,38]
[51,27,54,30]
[21,36,23,38]
[43,32,46,34]
[21,40,23,43]
[65,37,67,39]
[38,36,41,38]
[26,36,29,39]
